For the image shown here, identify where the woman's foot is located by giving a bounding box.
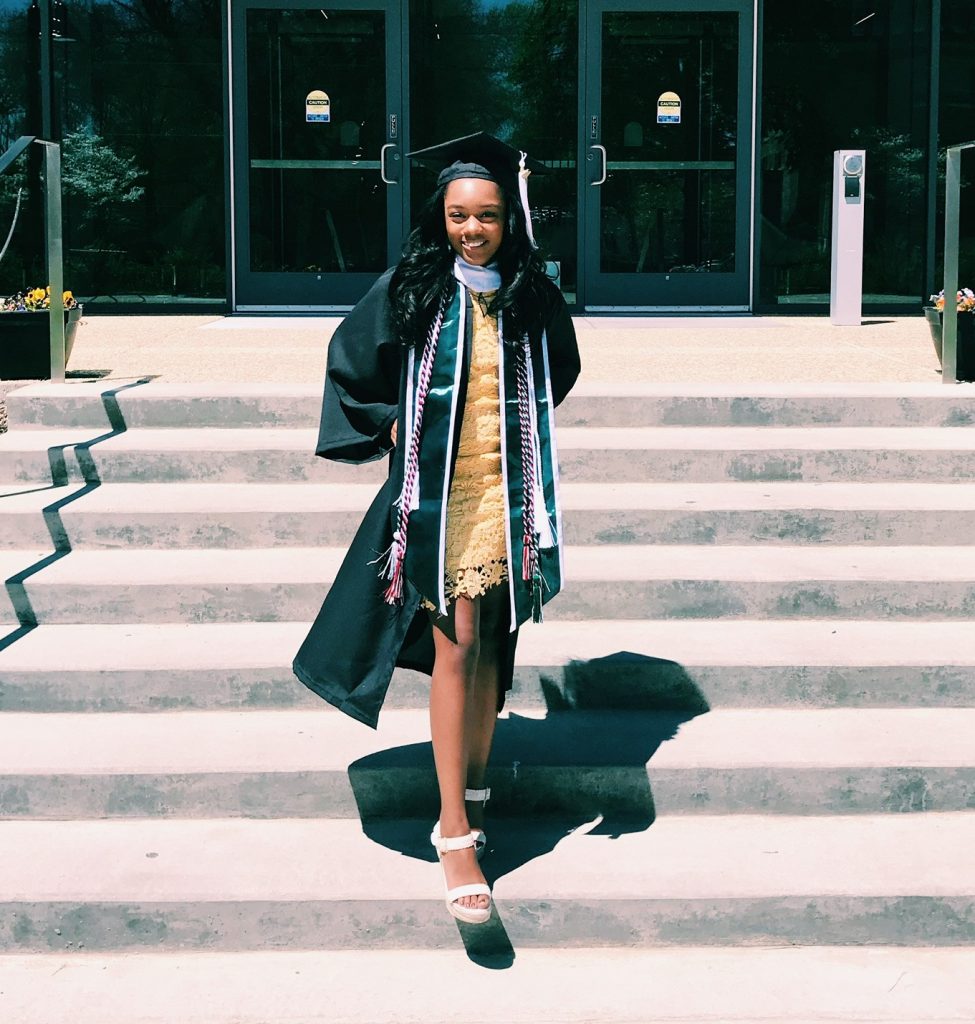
[432,822,491,917]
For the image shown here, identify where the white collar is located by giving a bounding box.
[453,256,501,293]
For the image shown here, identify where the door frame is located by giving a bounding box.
[225,0,409,311]
[577,0,757,311]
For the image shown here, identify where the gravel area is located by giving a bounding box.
[0,379,35,433]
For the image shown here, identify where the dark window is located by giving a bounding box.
[409,0,579,301]
[0,1,40,295]
[50,1,226,308]
[938,0,975,293]
[759,2,933,310]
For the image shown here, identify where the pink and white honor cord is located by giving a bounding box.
[384,296,541,614]
[383,291,450,605]
[514,340,539,586]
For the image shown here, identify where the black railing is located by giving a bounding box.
[0,135,65,382]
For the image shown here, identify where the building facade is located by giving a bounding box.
[0,0,971,314]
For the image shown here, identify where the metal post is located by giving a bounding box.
[830,150,866,326]
[38,1,53,140]
[42,141,65,383]
[940,142,974,384]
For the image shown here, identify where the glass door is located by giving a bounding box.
[582,0,753,309]
[231,0,406,309]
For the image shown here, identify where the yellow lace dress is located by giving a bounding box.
[431,290,509,606]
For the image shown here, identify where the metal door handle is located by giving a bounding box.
[590,144,607,186]
[380,143,398,185]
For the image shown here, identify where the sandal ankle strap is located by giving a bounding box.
[464,787,491,803]
[430,826,479,854]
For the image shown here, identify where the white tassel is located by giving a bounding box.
[368,530,402,580]
[518,151,537,249]
[535,476,555,549]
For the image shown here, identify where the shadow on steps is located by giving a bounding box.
[1,378,155,653]
[348,652,709,961]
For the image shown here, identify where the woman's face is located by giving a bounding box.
[444,177,505,265]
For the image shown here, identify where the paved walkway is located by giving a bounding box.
[50,313,942,385]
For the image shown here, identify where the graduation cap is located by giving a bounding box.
[407,132,546,247]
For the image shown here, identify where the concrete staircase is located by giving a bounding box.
[1,380,974,1023]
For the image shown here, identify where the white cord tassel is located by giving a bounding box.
[368,529,401,579]
[518,151,537,249]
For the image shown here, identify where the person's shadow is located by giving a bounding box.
[348,652,710,965]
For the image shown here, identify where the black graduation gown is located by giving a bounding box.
[293,268,581,728]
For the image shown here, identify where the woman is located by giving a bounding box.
[294,132,580,925]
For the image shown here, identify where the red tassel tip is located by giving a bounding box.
[522,542,536,582]
[383,561,405,605]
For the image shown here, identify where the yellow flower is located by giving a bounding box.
[63,290,73,303]
[30,288,45,302]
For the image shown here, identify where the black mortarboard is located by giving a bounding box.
[407,132,546,246]
[407,132,547,189]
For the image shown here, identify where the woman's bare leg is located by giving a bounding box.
[429,597,489,911]
[464,586,506,829]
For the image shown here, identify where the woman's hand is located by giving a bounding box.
[390,419,398,446]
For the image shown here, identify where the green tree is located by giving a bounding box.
[61,127,145,239]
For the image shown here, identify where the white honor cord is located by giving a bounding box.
[518,151,537,249]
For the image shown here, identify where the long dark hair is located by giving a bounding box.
[389,178,550,347]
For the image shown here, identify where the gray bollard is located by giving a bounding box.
[830,149,866,326]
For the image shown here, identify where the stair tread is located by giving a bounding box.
[3,620,975,673]
[2,814,972,901]
[11,379,975,398]
[0,708,972,773]
[0,946,972,1024]
[6,480,975,513]
[7,545,975,585]
[4,424,975,452]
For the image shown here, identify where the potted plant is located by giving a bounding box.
[924,287,975,381]
[0,286,82,380]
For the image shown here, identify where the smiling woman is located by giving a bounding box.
[294,132,580,928]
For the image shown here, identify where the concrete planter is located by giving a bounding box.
[0,305,82,380]
[923,306,975,381]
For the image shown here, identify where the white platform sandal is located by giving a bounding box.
[430,824,493,925]
[465,786,491,860]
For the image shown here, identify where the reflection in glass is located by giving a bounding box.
[760,2,932,307]
[600,12,738,275]
[48,1,226,305]
[408,0,578,300]
[0,2,36,295]
[247,9,387,275]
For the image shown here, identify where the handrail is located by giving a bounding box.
[942,139,975,385]
[0,135,33,176]
[0,135,64,382]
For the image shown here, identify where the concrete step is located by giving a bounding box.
[2,620,974,713]
[0,707,971,819]
[6,481,975,550]
[2,813,973,950]
[2,947,974,1024]
[5,545,975,625]
[8,380,975,429]
[4,426,975,484]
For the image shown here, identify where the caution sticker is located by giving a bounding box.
[306,90,331,123]
[657,91,681,125]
